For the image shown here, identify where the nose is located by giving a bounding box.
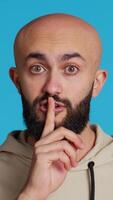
[42,72,63,96]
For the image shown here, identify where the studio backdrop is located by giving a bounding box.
[0,0,113,144]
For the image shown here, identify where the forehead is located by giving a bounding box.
[15,21,101,66]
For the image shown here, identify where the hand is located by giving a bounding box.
[20,97,84,200]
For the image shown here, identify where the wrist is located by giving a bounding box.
[17,186,47,200]
[17,187,47,200]
[17,192,46,200]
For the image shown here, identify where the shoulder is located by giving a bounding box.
[0,150,30,200]
[0,130,32,199]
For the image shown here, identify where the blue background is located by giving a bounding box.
[0,0,113,144]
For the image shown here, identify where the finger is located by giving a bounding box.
[35,140,77,167]
[36,127,84,150]
[41,97,55,138]
[41,151,72,171]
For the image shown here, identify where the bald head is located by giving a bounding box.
[14,13,102,70]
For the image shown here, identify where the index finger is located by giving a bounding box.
[41,97,55,138]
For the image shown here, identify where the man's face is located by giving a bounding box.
[13,18,101,139]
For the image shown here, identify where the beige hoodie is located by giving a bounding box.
[0,125,113,200]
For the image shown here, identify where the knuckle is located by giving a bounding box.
[62,141,75,156]
[36,146,42,154]
[33,146,42,156]
[34,141,40,148]
[59,126,65,132]
[62,140,68,148]
[34,143,37,149]
[64,154,70,164]
[61,151,67,160]
[57,127,65,139]
[60,151,65,158]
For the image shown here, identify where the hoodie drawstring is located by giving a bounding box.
[88,161,95,200]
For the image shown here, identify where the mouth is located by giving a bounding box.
[39,99,65,114]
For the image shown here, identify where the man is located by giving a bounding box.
[0,13,113,200]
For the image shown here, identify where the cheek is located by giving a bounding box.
[19,74,45,103]
[65,76,93,107]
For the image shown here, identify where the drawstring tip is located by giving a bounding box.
[88,161,95,200]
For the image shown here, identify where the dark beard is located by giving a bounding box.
[21,86,93,141]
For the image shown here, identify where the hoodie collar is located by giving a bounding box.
[71,125,113,171]
[0,125,113,169]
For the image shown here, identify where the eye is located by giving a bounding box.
[30,64,46,74]
[65,65,79,75]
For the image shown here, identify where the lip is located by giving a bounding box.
[39,100,65,113]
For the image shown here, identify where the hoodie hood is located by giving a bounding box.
[71,125,113,171]
[0,125,113,170]
[0,130,33,160]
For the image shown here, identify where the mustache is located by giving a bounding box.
[33,92,72,109]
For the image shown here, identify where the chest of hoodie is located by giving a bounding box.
[48,161,113,200]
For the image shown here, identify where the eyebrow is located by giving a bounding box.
[26,52,46,61]
[25,51,86,62]
[61,53,85,61]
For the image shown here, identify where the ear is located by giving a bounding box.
[92,69,107,97]
[9,67,21,93]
